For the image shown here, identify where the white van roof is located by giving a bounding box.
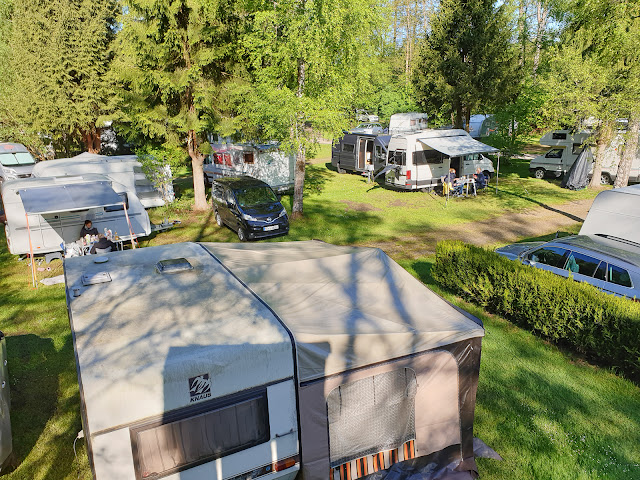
[202,241,484,382]
[64,243,294,434]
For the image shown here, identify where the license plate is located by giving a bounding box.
[263,225,279,231]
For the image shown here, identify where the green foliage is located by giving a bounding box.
[413,0,520,128]
[433,240,640,382]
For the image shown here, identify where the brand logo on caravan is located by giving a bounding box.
[189,374,212,402]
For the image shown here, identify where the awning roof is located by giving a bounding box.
[418,135,499,156]
[19,181,123,214]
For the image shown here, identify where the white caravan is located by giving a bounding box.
[32,153,173,208]
[529,130,640,184]
[388,113,429,135]
[203,143,295,195]
[1,174,150,256]
[64,242,300,480]
[384,129,497,191]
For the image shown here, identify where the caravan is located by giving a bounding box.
[32,153,173,208]
[203,143,295,195]
[384,129,497,191]
[1,174,150,256]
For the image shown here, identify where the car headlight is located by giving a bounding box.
[278,208,287,219]
[4,168,18,179]
[242,213,259,222]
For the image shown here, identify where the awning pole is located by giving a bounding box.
[25,213,37,288]
[123,202,137,249]
[495,152,501,194]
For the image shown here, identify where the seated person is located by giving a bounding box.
[89,234,116,254]
[442,168,457,195]
[453,176,465,196]
[473,167,487,189]
[79,220,99,239]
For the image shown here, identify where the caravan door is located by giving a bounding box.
[358,138,374,171]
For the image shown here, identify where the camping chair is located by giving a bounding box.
[95,247,112,254]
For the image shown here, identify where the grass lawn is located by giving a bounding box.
[0,144,637,479]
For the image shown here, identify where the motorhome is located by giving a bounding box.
[64,243,300,480]
[32,153,173,208]
[384,129,497,191]
[388,113,429,135]
[0,143,36,182]
[203,143,295,195]
[529,130,640,184]
[1,174,151,256]
[331,133,391,175]
[65,240,487,480]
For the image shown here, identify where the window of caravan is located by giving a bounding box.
[326,368,417,468]
[104,193,128,212]
[388,150,406,166]
[572,144,585,155]
[243,151,255,164]
[342,143,355,153]
[414,150,443,166]
[545,148,564,159]
[131,391,270,479]
[552,132,567,140]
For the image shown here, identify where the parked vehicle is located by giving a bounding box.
[211,176,289,241]
[467,114,496,139]
[495,235,640,299]
[65,240,485,480]
[350,122,384,134]
[32,153,173,208]
[388,113,429,135]
[579,184,640,244]
[384,129,496,191]
[204,142,295,195]
[529,129,640,184]
[1,174,150,255]
[0,143,36,183]
[0,331,13,473]
[331,133,391,175]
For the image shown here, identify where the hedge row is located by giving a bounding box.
[433,240,640,382]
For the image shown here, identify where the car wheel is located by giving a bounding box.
[600,172,612,185]
[215,211,223,227]
[534,168,545,179]
[237,227,247,242]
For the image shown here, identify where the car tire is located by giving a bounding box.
[600,172,612,185]
[534,168,545,179]
[215,211,223,227]
[237,227,247,242]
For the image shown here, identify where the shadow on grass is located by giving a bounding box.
[495,187,585,222]
[304,163,333,196]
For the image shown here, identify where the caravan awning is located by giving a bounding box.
[19,181,123,215]
[418,135,499,157]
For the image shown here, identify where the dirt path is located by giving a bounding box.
[363,198,595,260]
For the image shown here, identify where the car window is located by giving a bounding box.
[527,246,568,268]
[564,251,600,276]
[608,265,632,288]
[594,261,607,280]
[545,148,564,159]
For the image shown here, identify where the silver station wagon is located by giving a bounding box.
[495,235,640,300]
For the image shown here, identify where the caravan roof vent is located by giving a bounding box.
[156,258,193,274]
[81,272,112,286]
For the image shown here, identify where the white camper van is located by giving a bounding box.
[384,129,497,191]
[203,143,295,195]
[32,153,173,208]
[1,174,151,256]
[64,243,300,480]
[529,130,640,184]
[331,133,391,175]
[0,143,36,183]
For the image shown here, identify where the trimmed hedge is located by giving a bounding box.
[433,240,640,382]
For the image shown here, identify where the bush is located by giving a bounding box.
[433,240,640,382]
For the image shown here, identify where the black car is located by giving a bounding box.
[211,176,289,241]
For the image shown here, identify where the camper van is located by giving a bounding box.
[0,143,36,183]
[1,174,151,256]
[529,130,640,184]
[384,129,497,191]
[388,113,429,135]
[331,133,391,175]
[203,143,295,195]
[64,243,300,480]
[32,153,173,208]
[65,240,486,480]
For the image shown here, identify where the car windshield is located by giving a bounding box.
[234,186,277,207]
[0,152,35,166]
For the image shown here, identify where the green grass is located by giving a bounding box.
[0,146,636,479]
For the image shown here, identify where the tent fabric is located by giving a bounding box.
[418,135,498,157]
[561,147,592,190]
[202,241,484,382]
[18,181,123,214]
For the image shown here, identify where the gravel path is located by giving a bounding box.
[363,198,595,260]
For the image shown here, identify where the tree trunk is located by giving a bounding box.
[80,126,102,154]
[518,0,527,67]
[454,103,463,129]
[188,129,208,211]
[533,1,549,78]
[589,121,615,188]
[291,56,306,220]
[614,113,640,188]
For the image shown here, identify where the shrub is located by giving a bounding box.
[433,240,640,381]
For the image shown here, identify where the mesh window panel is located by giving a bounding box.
[327,368,417,467]
[133,394,269,479]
